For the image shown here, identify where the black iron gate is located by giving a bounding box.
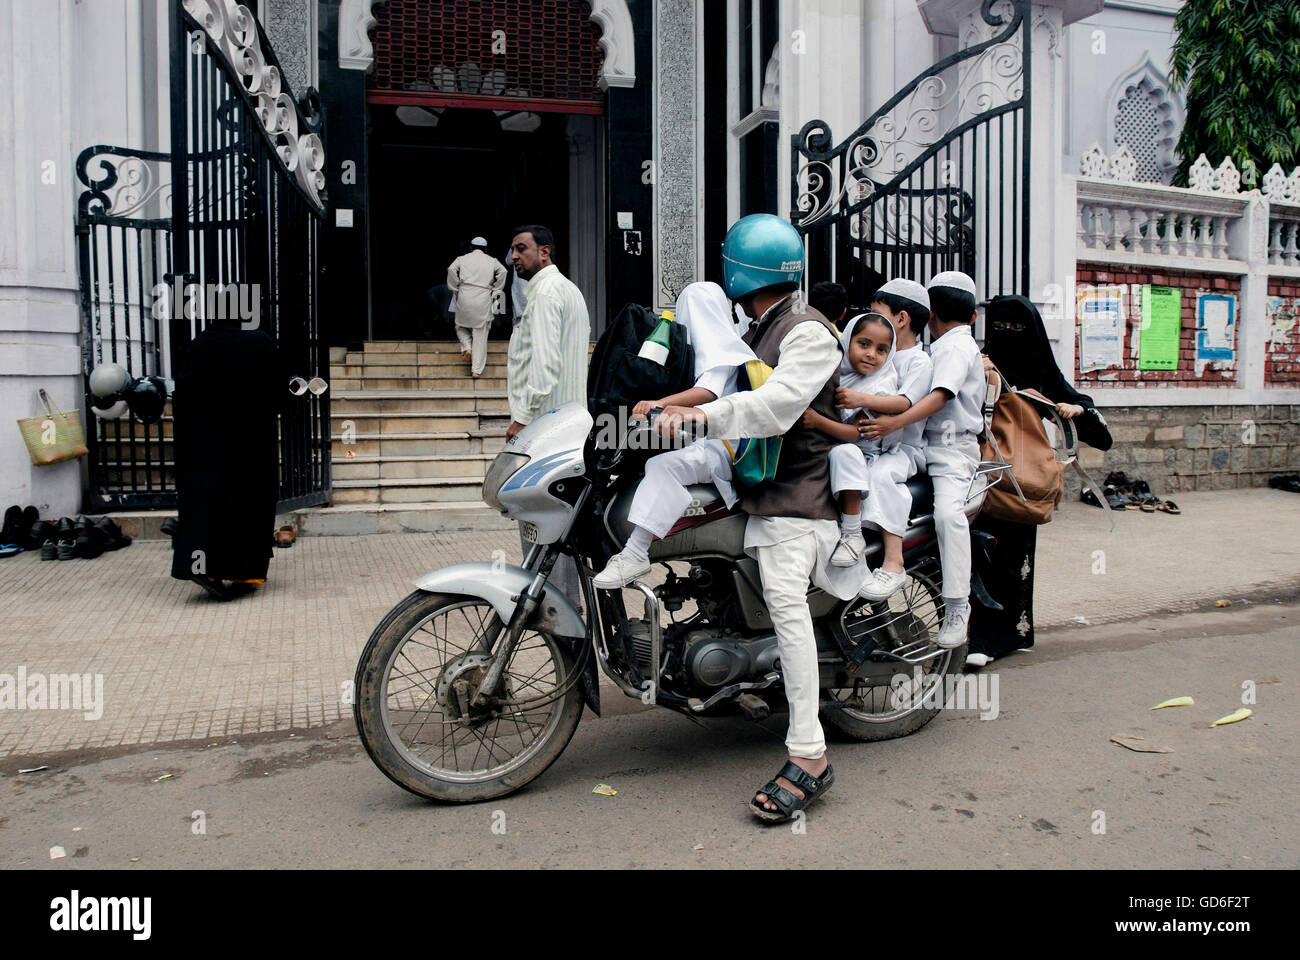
[792,0,1031,306]
[75,0,330,512]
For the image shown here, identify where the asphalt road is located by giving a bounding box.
[4,600,1297,869]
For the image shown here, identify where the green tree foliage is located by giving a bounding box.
[1169,0,1300,185]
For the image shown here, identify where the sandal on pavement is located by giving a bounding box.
[274,524,296,548]
[749,760,834,823]
[1157,499,1180,515]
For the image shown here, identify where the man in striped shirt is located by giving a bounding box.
[505,225,590,440]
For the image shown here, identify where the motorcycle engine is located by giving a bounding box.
[682,629,779,690]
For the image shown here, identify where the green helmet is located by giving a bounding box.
[721,214,805,300]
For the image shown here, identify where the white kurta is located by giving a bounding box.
[698,315,868,601]
[507,264,590,425]
[447,249,507,329]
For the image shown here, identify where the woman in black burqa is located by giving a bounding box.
[169,308,283,599]
[969,295,1113,666]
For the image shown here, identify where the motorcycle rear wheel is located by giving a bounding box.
[354,590,585,803]
[820,568,964,741]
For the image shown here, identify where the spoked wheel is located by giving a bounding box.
[821,566,964,741]
[354,591,584,802]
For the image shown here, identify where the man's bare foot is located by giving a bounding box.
[753,755,828,813]
[461,349,472,362]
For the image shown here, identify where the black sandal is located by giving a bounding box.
[749,760,835,823]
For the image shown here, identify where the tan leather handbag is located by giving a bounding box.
[979,368,1111,527]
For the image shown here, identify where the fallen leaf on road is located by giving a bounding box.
[1110,735,1174,754]
[1208,801,1231,805]
[1150,696,1194,710]
[1210,708,1252,727]
[592,783,617,796]
[692,843,704,851]
[50,846,66,860]
[1072,616,1091,624]
[153,773,173,782]
[129,857,140,862]
[1214,599,1232,608]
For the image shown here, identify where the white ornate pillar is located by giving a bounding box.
[0,0,83,516]
[652,0,698,309]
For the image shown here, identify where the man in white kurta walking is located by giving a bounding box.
[446,237,507,377]
[506,224,590,610]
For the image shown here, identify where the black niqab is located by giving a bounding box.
[982,295,1112,451]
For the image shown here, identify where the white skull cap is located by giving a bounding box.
[927,270,977,296]
[471,236,488,248]
[876,278,930,309]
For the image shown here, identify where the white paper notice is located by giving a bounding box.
[1077,285,1125,371]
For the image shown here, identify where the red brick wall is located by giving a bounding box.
[1265,277,1300,387]
[1075,265,1239,387]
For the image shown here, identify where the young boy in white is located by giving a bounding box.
[861,271,984,648]
[593,281,756,588]
[799,313,900,566]
[854,279,935,599]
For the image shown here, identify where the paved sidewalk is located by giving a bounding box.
[1,489,1297,758]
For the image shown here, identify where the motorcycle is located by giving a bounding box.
[354,401,1009,802]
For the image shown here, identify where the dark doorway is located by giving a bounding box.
[368,105,572,341]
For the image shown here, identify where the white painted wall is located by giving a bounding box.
[1064,1,1181,174]
[0,0,83,518]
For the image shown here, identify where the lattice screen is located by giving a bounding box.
[1114,88,1163,183]
[369,0,605,108]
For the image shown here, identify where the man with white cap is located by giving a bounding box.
[447,237,507,377]
[861,271,984,649]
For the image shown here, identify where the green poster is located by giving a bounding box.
[1138,285,1182,370]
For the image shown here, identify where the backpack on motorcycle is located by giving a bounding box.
[588,302,696,431]
[979,366,1112,527]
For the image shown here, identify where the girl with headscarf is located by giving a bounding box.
[798,311,899,567]
[968,295,1113,666]
[593,281,757,588]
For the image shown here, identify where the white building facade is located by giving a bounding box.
[2,0,1295,518]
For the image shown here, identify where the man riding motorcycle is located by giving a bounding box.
[658,213,868,822]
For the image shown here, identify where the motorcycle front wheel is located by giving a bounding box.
[354,590,585,803]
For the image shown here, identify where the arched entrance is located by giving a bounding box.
[363,0,612,341]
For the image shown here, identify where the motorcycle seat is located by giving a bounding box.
[673,473,935,525]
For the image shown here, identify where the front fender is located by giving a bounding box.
[412,562,587,639]
[412,561,599,715]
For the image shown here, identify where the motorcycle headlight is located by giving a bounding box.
[482,451,529,513]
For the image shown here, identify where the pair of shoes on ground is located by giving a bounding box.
[1,505,40,557]
[1268,473,1300,493]
[44,515,131,560]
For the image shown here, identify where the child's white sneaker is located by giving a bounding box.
[965,652,993,668]
[936,606,970,649]
[592,550,651,589]
[830,532,866,567]
[859,567,906,601]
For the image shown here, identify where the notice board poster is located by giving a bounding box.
[1137,285,1182,371]
[1195,293,1235,362]
[1077,285,1126,371]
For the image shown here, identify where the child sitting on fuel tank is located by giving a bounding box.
[593,281,755,589]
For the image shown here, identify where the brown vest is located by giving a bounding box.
[740,298,841,521]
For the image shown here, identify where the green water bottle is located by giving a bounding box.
[638,310,673,365]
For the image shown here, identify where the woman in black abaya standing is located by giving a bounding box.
[967,295,1113,667]
[170,301,283,600]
